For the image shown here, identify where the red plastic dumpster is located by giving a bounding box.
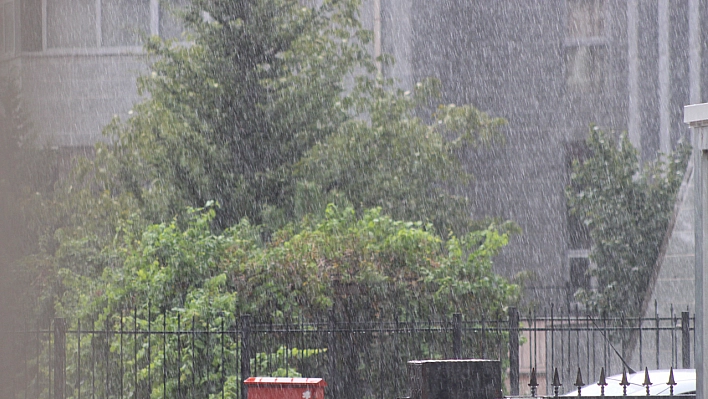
[244,377,327,399]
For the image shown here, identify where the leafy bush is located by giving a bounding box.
[567,128,691,316]
[55,204,518,398]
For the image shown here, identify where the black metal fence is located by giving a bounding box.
[4,306,694,399]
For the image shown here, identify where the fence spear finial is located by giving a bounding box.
[529,367,538,397]
[598,367,607,396]
[620,368,630,396]
[642,367,652,396]
[667,367,677,396]
[553,368,562,398]
[575,367,584,397]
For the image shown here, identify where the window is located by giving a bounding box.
[22,0,187,52]
[566,0,604,39]
[47,0,96,48]
[20,0,41,51]
[565,45,605,92]
[101,0,150,46]
[564,0,606,93]
[569,257,591,292]
[1,1,16,56]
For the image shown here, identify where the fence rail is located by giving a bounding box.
[5,306,694,399]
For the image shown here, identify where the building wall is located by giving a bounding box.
[0,0,187,145]
[376,0,705,305]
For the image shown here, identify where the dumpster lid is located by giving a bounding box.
[244,377,327,387]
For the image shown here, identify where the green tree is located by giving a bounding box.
[81,0,503,233]
[24,0,508,322]
[57,204,518,398]
[567,128,690,316]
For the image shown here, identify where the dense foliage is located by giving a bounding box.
[61,204,518,320]
[567,128,691,316]
[55,204,518,398]
[23,0,509,316]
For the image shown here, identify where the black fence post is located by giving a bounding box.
[53,318,66,399]
[681,312,690,368]
[240,315,251,399]
[453,313,462,359]
[509,307,519,396]
[328,309,337,399]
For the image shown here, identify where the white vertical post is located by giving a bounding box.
[658,0,670,155]
[150,0,159,37]
[95,0,101,47]
[689,0,702,105]
[627,0,641,153]
[373,0,382,74]
[41,0,46,51]
[684,103,708,399]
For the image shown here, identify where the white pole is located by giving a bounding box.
[684,103,708,399]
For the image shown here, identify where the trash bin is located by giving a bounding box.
[244,377,327,399]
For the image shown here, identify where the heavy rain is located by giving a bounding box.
[0,1,703,398]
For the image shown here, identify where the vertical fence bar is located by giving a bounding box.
[207,319,211,394]
[23,320,27,399]
[682,312,691,368]
[221,318,225,399]
[240,315,251,399]
[148,305,152,393]
[567,310,571,382]
[134,308,138,398]
[104,318,109,397]
[77,319,81,399]
[91,316,95,399]
[192,315,195,396]
[550,305,554,397]
[621,312,626,369]
[453,313,461,359]
[482,313,487,359]
[178,314,182,399]
[53,318,66,399]
[50,319,53,399]
[603,313,608,375]
[590,315,595,388]
[328,309,336,399]
[586,313,590,386]
[120,314,124,399]
[163,311,167,399]
[529,314,533,379]
[639,315,643,368]
[509,307,519,396]
[672,305,676,368]
[656,303,660,369]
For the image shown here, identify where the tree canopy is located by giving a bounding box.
[76,0,505,234]
[20,0,512,320]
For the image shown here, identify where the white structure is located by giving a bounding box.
[684,103,708,399]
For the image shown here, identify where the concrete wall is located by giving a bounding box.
[17,52,145,145]
[378,0,704,305]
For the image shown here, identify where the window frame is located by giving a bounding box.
[18,0,184,55]
[563,0,608,94]
[0,0,17,59]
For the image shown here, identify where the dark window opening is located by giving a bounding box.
[570,257,591,292]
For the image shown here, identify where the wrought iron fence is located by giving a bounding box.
[3,306,694,399]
